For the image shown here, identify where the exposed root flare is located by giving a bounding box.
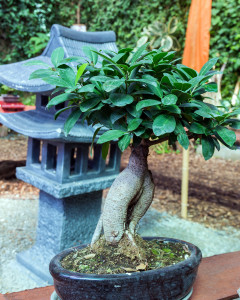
[91,234,151,261]
[91,144,155,247]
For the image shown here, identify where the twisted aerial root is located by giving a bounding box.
[91,144,155,246]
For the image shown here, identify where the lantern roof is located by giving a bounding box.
[0,24,117,93]
[0,109,104,142]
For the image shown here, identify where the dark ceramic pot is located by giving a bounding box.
[49,237,202,300]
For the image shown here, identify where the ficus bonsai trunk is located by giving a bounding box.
[91,143,155,252]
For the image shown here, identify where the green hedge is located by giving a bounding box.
[0,0,78,63]
[1,0,240,99]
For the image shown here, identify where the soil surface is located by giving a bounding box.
[0,132,240,230]
[61,235,189,274]
[0,134,38,200]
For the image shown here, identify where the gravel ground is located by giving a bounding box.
[1,197,240,294]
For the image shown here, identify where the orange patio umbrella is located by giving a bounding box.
[181,0,212,218]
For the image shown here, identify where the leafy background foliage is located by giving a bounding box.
[1,0,240,100]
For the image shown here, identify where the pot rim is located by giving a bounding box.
[49,237,202,281]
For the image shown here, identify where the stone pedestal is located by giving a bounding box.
[17,190,102,283]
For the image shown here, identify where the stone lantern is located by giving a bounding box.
[0,24,121,282]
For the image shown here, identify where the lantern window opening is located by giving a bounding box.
[41,95,49,108]
[87,145,100,173]
[46,143,57,172]
[70,147,82,176]
[106,143,117,171]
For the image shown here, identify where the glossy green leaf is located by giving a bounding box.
[47,93,77,108]
[202,136,215,160]
[204,82,218,93]
[153,115,176,136]
[64,108,82,135]
[102,142,110,160]
[199,57,218,75]
[29,69,54,80]
[51,47,65,67]
[25,60,50,67]
[189,122,206,134]
[130,43,148,64]
[128,118,142,131]
[103,79,125,92]
[80,98,101,112]
[162,94,178,105]
[110,93,134,106]
[215,126,236,147]
[78,84,95,93]
[136,99,161,111]
[118,134,131,151]
[97,130,125,144]
[75,63,88,85]
[163,104,181,114]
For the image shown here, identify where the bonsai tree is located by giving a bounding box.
[28,45,240,258]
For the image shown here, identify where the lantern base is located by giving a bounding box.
[16,190,102,283]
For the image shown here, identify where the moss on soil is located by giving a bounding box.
[61,235,190,275]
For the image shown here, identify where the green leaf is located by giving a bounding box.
[163,104,181,114]
[58,67,75,87]
[54,106,74,120]
[181,67,198,78]
[212,137,220,151]
[75,63,88,85]
[189,122,206,134]
[195,110,212,118]
[130,43,148,64]
[162,94,178,105]
[202,136,215,160]
[41,76,70,88]
[25,60,50,67]
[80,98,101,112]
[102,142,110,160]
[199,57,218,75]
[82,46,98,65]
[110,93,134,106]
[204,82,218,92]
[78,84,95,93]
[153,115,176,136]
[64,109,82,135]
[153,52,168,64]
[90,75,111,82]
[29,69,54,80]
[103,79,125,92]
[173,82,192,91]
[128,78,157,87]
[118,134,131,151]
[142,75,163,98]
[136,99,161,111]
[47,93,77,108]
[177,132,189,150]
[51,47,65,67]
[174,121,189,149]
[225,119,240,129]
[128,118,142,131]
[110,111,125,123]
[215,126,236,147]
[180,103,201,108]
[90,127,102,155]
[97,130,125,144]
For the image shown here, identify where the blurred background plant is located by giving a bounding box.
[152,141,180,155]
[136,17,181,51]
[26,32,50,56]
